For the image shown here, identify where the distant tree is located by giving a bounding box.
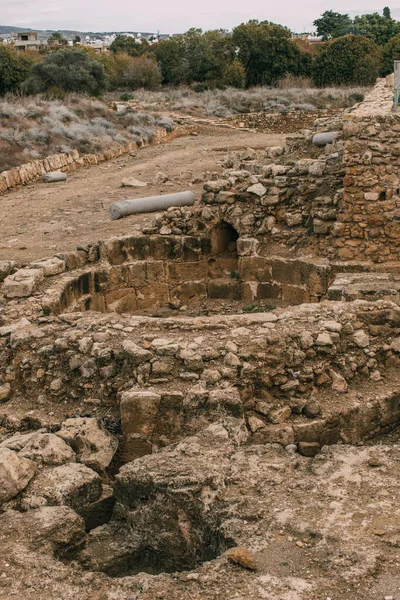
[383,7,392,19]
[23,48,106,96]
[48,32,68,46]
[313,11,353,40]
[232,21,311,87]
[313,34,381,86]
[73,35,81,45]
[155,36,188,85]
[0,46,33,95]
[382,32,400,74]
[155,29,234,86]
[110,35,142,57]
[353,12,400,45]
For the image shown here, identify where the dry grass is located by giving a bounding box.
[126,85,370,117]
[0,95,174,172]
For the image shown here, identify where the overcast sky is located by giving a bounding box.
[1,0,400,34]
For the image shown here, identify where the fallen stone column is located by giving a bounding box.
[109,191,195,220]
[43,171,67,183]
[312,131,340,146]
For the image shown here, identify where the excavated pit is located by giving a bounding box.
[41,225,331,318]
[79,507,233,577]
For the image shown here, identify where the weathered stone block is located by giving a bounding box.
[207,280,241,300]
[167,261,208,283]
[3,268,44,298]
[120,390,161,436]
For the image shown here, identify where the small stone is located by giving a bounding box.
[322,320,342,333]
[300,332,314,349]
[373,530,386,536]
[370,369,382,381]
[285,444,297,453]
[390,337,400,353]
[368,456,383,467]
[247,183,266,197]
[269,406,292,424]
[353,330,369,348]
[247,416,265,433]
[315,332,333,346]
[159,226,172,235]
[227,547,257,571]
[121,178,147,187]
[0,383,11,403]
[298,442,320,457]
[329,369,348,392]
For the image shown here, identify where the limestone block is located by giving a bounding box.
[30,257,66,276]
[120,390,161,436]
[22,463,102,511]
[3,268,44,298]
[56,418,118,472]
[236,237,259,257]
[0,448,36,504]
[19,433,76,466]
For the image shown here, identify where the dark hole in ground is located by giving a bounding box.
[80,502,234,577]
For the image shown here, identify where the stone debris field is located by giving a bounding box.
[1,77,400,600]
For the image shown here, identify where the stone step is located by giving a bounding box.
[328,272,400,303]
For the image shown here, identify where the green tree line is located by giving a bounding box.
[2,14,400,97]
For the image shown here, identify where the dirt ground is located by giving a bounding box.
[0,125,285,264]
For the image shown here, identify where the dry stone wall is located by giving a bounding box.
[0,125,187,195]
[338,77,400,262]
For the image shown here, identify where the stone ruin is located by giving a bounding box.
[1,78,400,598]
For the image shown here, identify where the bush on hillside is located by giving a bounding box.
[313,35,381,86]
[223,60,246,88]
[23,49,107,96]
[0,46,33,96]
[99,53,161,90]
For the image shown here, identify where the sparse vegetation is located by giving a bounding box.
[128,84,371,117]
[0,95,174,171]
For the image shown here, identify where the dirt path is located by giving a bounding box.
[0,125,285,263]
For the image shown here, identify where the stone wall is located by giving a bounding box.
[0,125,187,195]
[337,77,400,262]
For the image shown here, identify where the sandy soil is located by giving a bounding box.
[0,125,285,264]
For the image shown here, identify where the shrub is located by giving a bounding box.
[118,56,161,90]
[23,49,107,96]
[382,33,400,75]
[313,35,381,86]
[99,53,161,90]
[223,60,246,88]
[0,46,33,96]
[348,92,365,103]
[192,82,209,93]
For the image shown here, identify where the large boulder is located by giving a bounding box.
[19,433,76,466]
[21,463,102,511]
[56,418,118,472]
[0,506,85,558]
[0,448,36,504]
[0,430,47,451]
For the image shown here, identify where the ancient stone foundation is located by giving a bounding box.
[2,77,400,599]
